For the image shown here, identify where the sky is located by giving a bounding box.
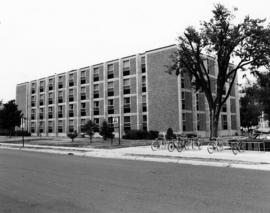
[0,0,270,102]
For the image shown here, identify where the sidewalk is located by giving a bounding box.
[1,142,270,171]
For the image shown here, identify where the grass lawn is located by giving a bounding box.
[0,136,153,149]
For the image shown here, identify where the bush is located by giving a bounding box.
[123,129,159,140]
[166,128,174,140]
[67,132,78,142]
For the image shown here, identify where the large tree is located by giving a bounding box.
[0,100,22,136]
[168,4,270,137]
[81,120,98,143]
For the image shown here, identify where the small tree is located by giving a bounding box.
[100,120,113,141]
[0,100,22,137]
[81,120,97,143]
[67,131,78,142]
[166,128,174,140]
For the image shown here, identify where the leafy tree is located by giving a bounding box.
[67,131,78,142]
[81,120,98,143]
[168,4,270,137]
[240,85,262,128]
[0,100,22,137]
[100,120,113,141]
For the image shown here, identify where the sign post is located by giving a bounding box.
[113,116,120,145]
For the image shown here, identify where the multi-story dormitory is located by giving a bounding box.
[16,44,240,138]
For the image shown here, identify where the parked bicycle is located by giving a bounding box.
[167,134,201,152]
[230,140,245,155]
[207,137,224,154]
[151,134,167,151]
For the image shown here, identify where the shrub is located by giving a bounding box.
[123,129,159,140]
[67,131,78,142]
[166,128,174,140]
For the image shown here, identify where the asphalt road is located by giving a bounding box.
[0,149,270,213]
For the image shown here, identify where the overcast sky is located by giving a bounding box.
[0,0,270,102]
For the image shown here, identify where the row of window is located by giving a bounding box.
[31,97,147,120]
[31,76,147,106]
[31,115,147,133]
[31,57,146,94]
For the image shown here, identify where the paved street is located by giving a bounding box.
[0,149,270,213]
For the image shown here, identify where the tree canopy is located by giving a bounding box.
[0,100,22,136]
[168,4,270,137]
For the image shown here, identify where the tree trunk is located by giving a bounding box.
[209,108,220,138]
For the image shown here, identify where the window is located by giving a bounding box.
[69,89,74,102]
[94,118,99,126]
[39,121,44,133]
[31,96,36,107]
[124,97,130,113]
[39,81,44,93]
[58,91,64,103]
[69,104,74,117]
[93,67,99,81]
[31,122,35,133]
[123,60,130,76]
[31,109,35,120]
[142,95,147,112]
[48,121,53,133]
[48,107,53,119]
[124,116,131,131]
[182,113,186,131]
[48,93,53,105]
[81,87,86,100]
[142,115,147,131]
[196,94,199,111]
[222,115,228,130]
[123,79,130,94]
[81,103,86,116]
[141,57,146,73]
[58,106,63,118]
[93,84,99,98]
[107,64,114,79]
[182,92,185,110]
[197,114,200,131]
[69,120,74,133]
[107,82,114,96]
[142,76,146,92]
[108,99,114,114]
[31,83,36,94]
[94,101,99,115]
[81,70,86,84]
[49,79,54,90]
[69,73,74,87]
[181,75,185,88]
[222,86,226,95]
[108,117,114,132]
[39,94,44,106]
[222,103,227,112]
[58,76,64,89]
[208,59,215,75]
[58,120,63,133]
[39,108,44,120]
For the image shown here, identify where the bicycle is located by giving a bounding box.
[207,137,224,154]
[230,140,245,155]
[167,137,183,152]
[151,135,167,151]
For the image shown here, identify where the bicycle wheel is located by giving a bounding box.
[207,143,214,154]
[167,142,175,152]
[232,145,238,155]
[176,141,183,152]
[151,140,159,151]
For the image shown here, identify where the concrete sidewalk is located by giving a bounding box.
[0,142,270,171]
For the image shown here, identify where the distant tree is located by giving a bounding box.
[0,100,22,137]
[255,72,270,116]
[81,120,98,143]
[168,4,270,137]
[100,120,113,141]
[67,131,78,142]
[240,85,262,128]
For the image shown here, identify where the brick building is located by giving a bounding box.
[16,44,240,137]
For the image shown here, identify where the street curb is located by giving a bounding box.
[0,143,270,171]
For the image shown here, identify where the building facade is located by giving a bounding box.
[16,45,240,137]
